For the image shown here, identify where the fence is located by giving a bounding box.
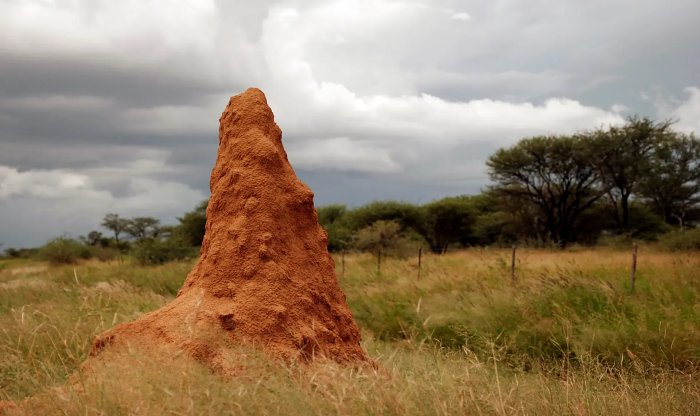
[338,244,643,294]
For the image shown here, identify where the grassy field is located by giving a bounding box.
[1,247,699,415]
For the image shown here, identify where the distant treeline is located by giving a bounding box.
[319,117,700,252]
[2,201,207,265]
[3,116,699,263]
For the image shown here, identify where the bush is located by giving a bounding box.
[4,247,40,259]
[176,200,208,246]
[352,220,423,257]
[345,201,421,232]
[472,211,518,246]
[418,196,476,253]
[317,205,352,251]
[40,237,92,265]
[657,228,700,251]
[88,246,121,262]
[131,237,196,265]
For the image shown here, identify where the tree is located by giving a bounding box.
[638,132,700,229]
[417,196,476,253]
[352,220,405,254]
[592,116,672,233]
[125,217,161,241]
[317,204,352,251]
[86,231,103,246]
[80,230,110,247]
[317,204,347,226]
[487,135,604,246]
[101,213,130,249]
[177,200,208,246]
[472,191,539,245]
[345,201,421,232]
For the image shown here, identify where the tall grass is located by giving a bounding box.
[0,249,699,415]
[341,248,700,370]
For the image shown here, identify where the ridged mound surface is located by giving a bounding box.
[90,88,369,369]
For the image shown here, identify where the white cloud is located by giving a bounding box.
[664,87,700,135]
[0,164,206,247]
[451,12,471,21]
[256,4,625,174]
[288,137,401,173]
[610,104,629,114]
[0,166,90,199]
[0,0,217,56]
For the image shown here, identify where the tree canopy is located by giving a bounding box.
[487,135,604,245]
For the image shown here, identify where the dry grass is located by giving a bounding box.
[1,248,699,415]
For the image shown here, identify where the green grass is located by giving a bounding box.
[1,248,699,415]
[342,248,700,370]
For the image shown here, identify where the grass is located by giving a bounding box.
[0,247,699,415]
[343,248,700,370]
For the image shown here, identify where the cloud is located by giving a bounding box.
[0,95,113,113]
[0,166,90,199]
[0,0,699,248]
[664,87,700,135]
[257,5,626,175]
[0,164,206,248]
[288,137,402,173]
[451,12,471,21]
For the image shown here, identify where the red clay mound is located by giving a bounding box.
[90,88,370,369]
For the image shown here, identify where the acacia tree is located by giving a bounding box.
[639,132,700,229]
[487,135,604,246]
[101,213,129,249]
[592,116,672,233]
[125,217,161,241]
[417,196,476,253]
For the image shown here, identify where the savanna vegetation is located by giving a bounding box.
[1,116,699,414]
[1,248,699,414]
[3,116,698,263]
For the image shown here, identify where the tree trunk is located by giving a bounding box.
[621,193,630,232]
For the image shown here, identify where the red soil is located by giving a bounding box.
[89,88,370,369]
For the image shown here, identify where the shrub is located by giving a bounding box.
[417,196,476,253]
[131,237,196,265]
[40,237,92,264]
[472,211,518,246]
[345,201,421,232]
[317,205,352,251]
[324,223,353,252]
[4,247,40,259]
[88,246,121,262]
[352,220,423,257]
[657,228,700,251]
[176,200,208,246]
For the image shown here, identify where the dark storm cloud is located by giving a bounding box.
[0,54,228,107]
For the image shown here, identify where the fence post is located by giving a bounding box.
[630,243,638,293]
[418,247,422,279]
[377,249,382,275]
[511,245,517,284]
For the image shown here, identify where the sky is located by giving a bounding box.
[1,0,699,248]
